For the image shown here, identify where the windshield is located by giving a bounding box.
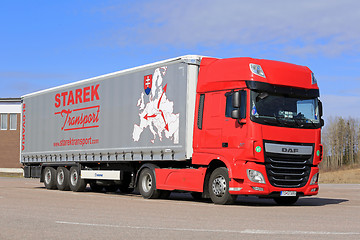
[250,91,320,128]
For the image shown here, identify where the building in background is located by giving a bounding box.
[0,98,21,170]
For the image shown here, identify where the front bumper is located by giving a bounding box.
[228,161,319,197]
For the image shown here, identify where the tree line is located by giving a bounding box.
[321,116,360,170]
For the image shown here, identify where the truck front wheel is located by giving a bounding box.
[69,166,87,192]
[138,168,161,199]
[209,167,237,205]
[44,167,57,190]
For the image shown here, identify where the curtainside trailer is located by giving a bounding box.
[21,55,324,204]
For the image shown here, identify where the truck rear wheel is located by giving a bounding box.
[138,168,161,199]
[56,167,70,191]
[44,167,57,190]
[69,166,87,192]
[209,167,236,205]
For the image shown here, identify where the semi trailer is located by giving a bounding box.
[21,55,323,205]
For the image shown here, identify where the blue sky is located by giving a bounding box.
[1,0,359,120]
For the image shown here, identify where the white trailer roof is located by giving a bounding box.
[22,55,204,98]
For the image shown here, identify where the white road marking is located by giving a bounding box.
[56,221,360,235]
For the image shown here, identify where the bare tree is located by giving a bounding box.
[321,116,360,170]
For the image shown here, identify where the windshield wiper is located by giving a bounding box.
[293,117,304,127]
[294,115,316,128]
[306,118,317,127]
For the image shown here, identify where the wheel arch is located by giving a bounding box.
[134,163,159,189]
[202,159,229,198]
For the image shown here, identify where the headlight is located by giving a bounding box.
[310,173,319,185]
[247,169,265,184]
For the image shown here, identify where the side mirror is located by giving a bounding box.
[231,90,247,120]
[318,100,323,117]
[320,119,325,127]
[231,109,240,119]
[232,91,240,108]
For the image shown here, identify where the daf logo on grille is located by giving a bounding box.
[265,143,313,155]
[282,148,299,153]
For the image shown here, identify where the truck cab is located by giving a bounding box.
[192,57,323,204]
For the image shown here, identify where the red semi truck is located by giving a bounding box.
[21,55,323,205]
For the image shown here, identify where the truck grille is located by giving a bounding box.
[264,142,313,188]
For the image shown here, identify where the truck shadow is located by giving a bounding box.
[233,196,348,207]
[35,186,348,207]
[166,193,348,207]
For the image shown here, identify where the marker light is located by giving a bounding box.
[247,169,265,184]
[250,63,266,78]
[311,72,317,84]
[252,186,264,191]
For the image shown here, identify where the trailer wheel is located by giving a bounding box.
[208,167,236,205]
[273,196,299,205]
[44,167,57,190]
[138,168,161,199]
[56,167,70,191]
[69,166,87,192]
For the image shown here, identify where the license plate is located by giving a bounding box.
[280,191,297,197]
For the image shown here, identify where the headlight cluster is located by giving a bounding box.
[310,173,319,185]
[247,169,265,184]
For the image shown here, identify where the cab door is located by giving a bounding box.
[221,89,248,150]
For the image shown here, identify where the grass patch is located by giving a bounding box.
[0,173,23,178]
[320,166,360,184]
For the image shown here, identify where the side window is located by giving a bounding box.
[1,113,8,130]
[10,113,17,130]
[197,94,205,129]
[225,93,234,117]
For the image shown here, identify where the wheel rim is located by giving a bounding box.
[71,170,78,186]
[142,173,152,193]
[212,175,227,197]
[57,169,64,185]
[45,169,51,185]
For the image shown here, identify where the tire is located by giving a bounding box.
[208,167,237,205]
[138,168,161,199]
[56,167,70,191]
[273,196,299,205]
[69,166,87,192]
[44,167,57,190]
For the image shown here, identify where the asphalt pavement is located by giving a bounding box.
[0,177,359,240]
